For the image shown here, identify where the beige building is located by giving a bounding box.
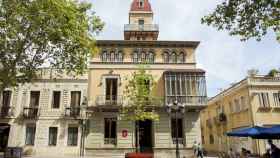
[85,0,206,157]
[0,0,207,157]
[0,69,88,156]
[200,72,280,155]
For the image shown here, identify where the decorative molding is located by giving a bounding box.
[96,40,200,48]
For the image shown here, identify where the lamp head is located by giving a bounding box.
[180,103,185,113]
[166,103,172,114]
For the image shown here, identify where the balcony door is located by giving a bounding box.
[70,91,81,108]
[105,78,118,104]
[28,91,40,117]
[69,91,81,117]
[30,91,40,107]
[0,123,10,152]
[1,91,11,116]
[138,120,153,153]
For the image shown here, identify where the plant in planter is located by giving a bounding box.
[121,65,160,157]
[219,113,227,122]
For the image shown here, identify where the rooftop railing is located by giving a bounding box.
[249,76,280,83]
[124,24,159,32]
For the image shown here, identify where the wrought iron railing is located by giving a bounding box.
[65,107,80,117]
[126,97,164,107]
[249,76,280,83]
[172,138,184,145]
[104,138,117,145]
[124,24,159,32]
[0,106,13,118]
[165,96,207,106]
[23,107,39,119]
[96,95,123,106]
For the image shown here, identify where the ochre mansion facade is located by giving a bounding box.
[0,0,207,157]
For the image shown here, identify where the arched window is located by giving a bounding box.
[117,51,123,62]
[178,52,185,63]
[170,52,177,63]
[101,50,107,62]
[132,51,138,63]
[163,52,169,63]
[148,51,154,63]
[110,51,115,62]
[101,49,124,62]
[141,51,146,62]
[106,51,111,62]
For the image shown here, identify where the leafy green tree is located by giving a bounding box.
[201,0,280,41]
[267,69,279,77]
[121,65,160,152]
[0,0,104,90]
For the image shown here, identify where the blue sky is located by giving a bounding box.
[89,0,280,97]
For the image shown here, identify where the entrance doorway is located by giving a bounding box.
[138,120,153,153]
[0,124,10,152]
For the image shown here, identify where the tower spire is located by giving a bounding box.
[124,0,159,41]
[130,0,152,12]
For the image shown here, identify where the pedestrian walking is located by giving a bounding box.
[196,143,204,158]
[268,139,280,158]
[228,148,236,158]
[193,141,198,155]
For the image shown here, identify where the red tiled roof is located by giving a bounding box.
[130,0,152,12]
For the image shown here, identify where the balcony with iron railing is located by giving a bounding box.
[124,24,159,32]
[127,97,164,107]
[104,138,117,145]
[165,96,207,107]
[96,95,123,106]
[95,95,164,107]
[65,107,81,118]
[0,106,13,118]
[23,107,39,119]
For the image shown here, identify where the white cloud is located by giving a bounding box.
[89,0,280,96]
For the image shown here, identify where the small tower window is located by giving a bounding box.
[139,0,144,8]
[139,19,144,25]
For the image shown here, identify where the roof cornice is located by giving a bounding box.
[96,40,200,48]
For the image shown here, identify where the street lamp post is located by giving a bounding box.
[167,100,185,158]
[80,96,88,157]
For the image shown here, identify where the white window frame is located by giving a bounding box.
[273,93,280,107]
[258,92,270,108]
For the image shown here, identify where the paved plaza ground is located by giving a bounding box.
[0,151,218,158]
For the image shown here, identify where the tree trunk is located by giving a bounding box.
[135,121,139,153]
